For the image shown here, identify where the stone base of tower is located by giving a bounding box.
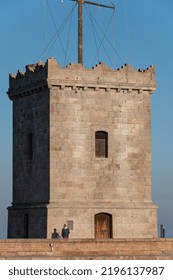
[7,205,48,238]
[47,202,158,239]
[7,202,157,239]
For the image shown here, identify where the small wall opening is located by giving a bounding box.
[24,213,29,238]
[28,133,33,160]
[95,131,108,158]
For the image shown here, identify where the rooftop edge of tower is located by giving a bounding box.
[7,57,157,99]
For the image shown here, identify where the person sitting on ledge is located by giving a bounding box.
[51,228,62,239]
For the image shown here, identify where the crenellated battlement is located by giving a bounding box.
[10,61,46,79]
[7,57,157,100]
[9,61,47,90]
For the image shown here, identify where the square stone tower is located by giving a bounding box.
[7,57,158,238]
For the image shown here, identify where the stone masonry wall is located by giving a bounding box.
[0,239,173,260]
[7,63,50,238]
[8,207,47,238]
[11,90,50,204]
[47,58,157,239]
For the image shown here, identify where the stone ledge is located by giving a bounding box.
[0,238,173,260]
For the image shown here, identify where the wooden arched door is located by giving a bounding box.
[95,213,112,239]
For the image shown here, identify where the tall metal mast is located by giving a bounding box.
[72,0,115,65]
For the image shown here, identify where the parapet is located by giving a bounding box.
[7,57,157,100]
[8,61,47,93]
[0,239,173,260]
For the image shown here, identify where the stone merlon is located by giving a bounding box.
[7,57,157,100]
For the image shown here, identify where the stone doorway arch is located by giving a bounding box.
[95,213,112,239]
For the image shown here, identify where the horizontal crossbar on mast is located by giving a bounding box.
[71,0,115,10]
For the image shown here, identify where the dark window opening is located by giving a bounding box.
[28,133,33,160]
[24,213,29,238]
[95,131,108,158]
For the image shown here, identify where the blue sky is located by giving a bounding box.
[0,0,173,238]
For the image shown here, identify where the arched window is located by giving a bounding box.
[95,131,108,158]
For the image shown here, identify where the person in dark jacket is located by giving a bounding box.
[61,224,70,239]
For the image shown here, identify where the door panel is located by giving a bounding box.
[95,213,112,239]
